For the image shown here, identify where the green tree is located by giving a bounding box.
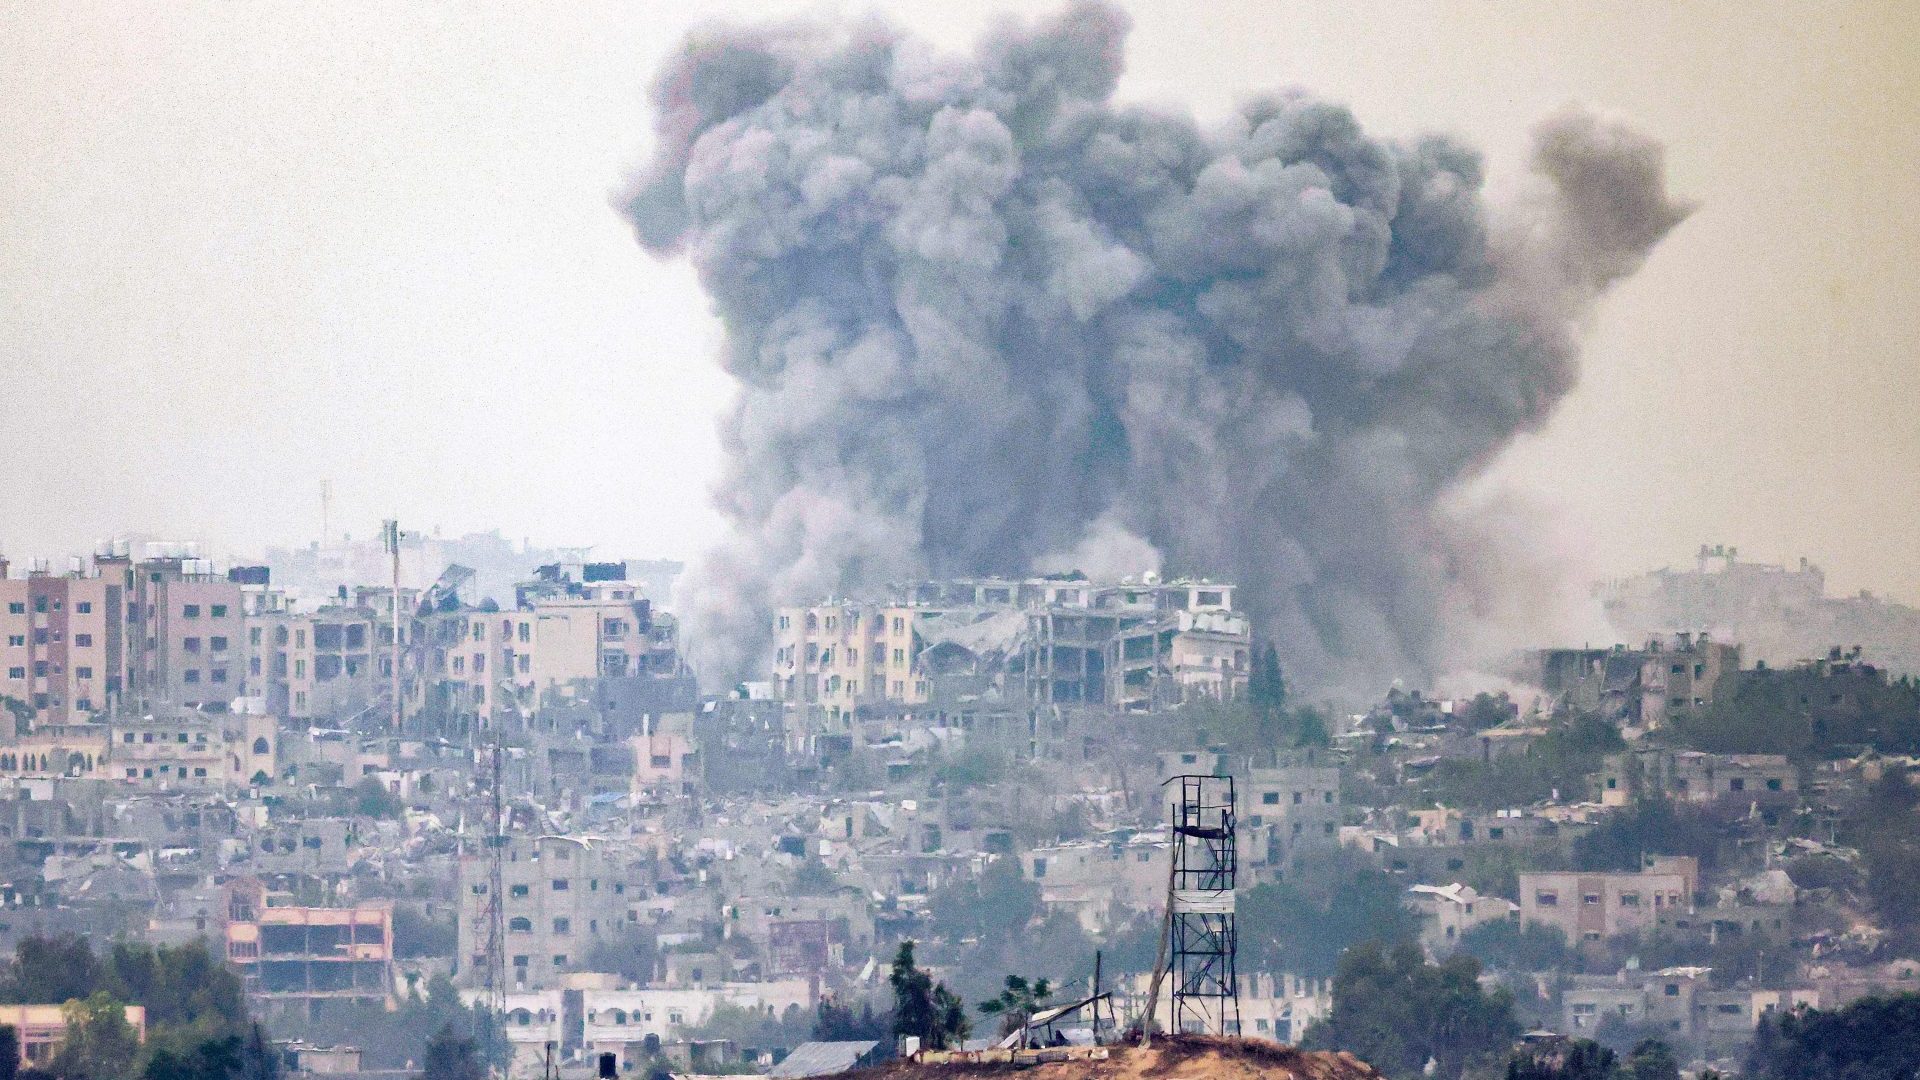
[927,858,1038,946]
[1305,941,1517,1080]
[392,905,458,959]
[51,992,140,1080]
[0,937,103,1006]
[977,976,1052,1040]
[0,1025,17,1080]
[1457,920,1571,973]
[1240,849,1417,979]
[1747,993,1920,1079]
[811,999,889,1043]
[1506,1038,1615,1080]
[1572,799,1721,873]
[1618,1038,1679,1080]
[888,941,968,1051]
[418,1025,484,1080]
[1845,772,1920,931]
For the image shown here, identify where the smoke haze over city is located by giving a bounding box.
[622,2,1689,690]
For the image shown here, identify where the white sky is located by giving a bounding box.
[2,1,1916,600]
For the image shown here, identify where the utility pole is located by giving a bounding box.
[382,520,402,734]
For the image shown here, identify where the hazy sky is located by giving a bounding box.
[3,2,1916,601]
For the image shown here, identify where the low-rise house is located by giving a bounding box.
[1408,883,1519,955]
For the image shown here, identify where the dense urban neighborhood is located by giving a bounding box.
[0,535,1916,1078]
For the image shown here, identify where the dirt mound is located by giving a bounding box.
[856,1036,1385,1080]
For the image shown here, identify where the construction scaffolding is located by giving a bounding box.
[1166,773,1239,1036]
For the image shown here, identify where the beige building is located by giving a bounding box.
[1243,765,1342,877]
[246,603,378,723]
[457,834,640,991]
[105,705,276,788]
[124,549,247,710]
[770,576,1250,723]
[1519,856,1699,950]
[0,557,127,723]
[0,1003,146,1069]
[1407,883,1518,955]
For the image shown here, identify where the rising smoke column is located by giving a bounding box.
[623,2,1691,694]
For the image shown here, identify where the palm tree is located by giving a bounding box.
[978,975,1053,1045]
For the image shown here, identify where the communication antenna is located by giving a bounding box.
[478,733,508,1019]
[1165,773,1239,1036]
[381,520,403,734]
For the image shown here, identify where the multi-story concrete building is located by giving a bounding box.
[1519,856,1698,950]
[1599,749,1798,808]
[223,877,393,1020]
[246,602,378,723]
[0,556,128,723]
[1522,633,1740,728]
[457,835,640,991]
[1243,765,1341,878]
[101,706,275,788]
[123,547,247,710]
[1023,836,1170,932]
[413,567,681,728]
[770,575,1250,724]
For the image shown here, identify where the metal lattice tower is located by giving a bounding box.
[1167,774,1239,1036]
[479,737,508,1017]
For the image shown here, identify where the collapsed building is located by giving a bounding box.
[770,576,1251,728]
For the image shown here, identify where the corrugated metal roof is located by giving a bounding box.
[768,1040,879,1078]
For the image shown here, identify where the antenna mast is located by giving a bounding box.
[381,520,402,735]
[483,736,507,1017]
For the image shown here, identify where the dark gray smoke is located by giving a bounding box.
[622,2,1691,695]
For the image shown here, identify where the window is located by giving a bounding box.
[184,637,201,653]
[1583,894,1601,906]
[511,885,529,898]
[211,604,227,618]
[1766,778,1783,791]
[1535,891,1558,907]
[211,636,228,652]
[74,634,92,648]
[184,669,201,684]
[183,605,201,618]
[5,637,20,647]
[1293,792,1303,805]
[552,879,569,891]
[1730,778,1745,792]
[553,918,571,934]
[4,603,20,615]
[75,601,92,614]
[1664,984,1680,997]
[1620,892,1641,907]
[76,667,92,680]
[1262,792,1279,805]
[6,668,22,681]
[509,917,532,932]
[211,669,227,684]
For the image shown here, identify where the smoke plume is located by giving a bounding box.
[623,2,1691,695]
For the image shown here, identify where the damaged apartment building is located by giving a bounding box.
[769,574,1251,730]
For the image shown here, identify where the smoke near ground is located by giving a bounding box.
[622,1,1690,695]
